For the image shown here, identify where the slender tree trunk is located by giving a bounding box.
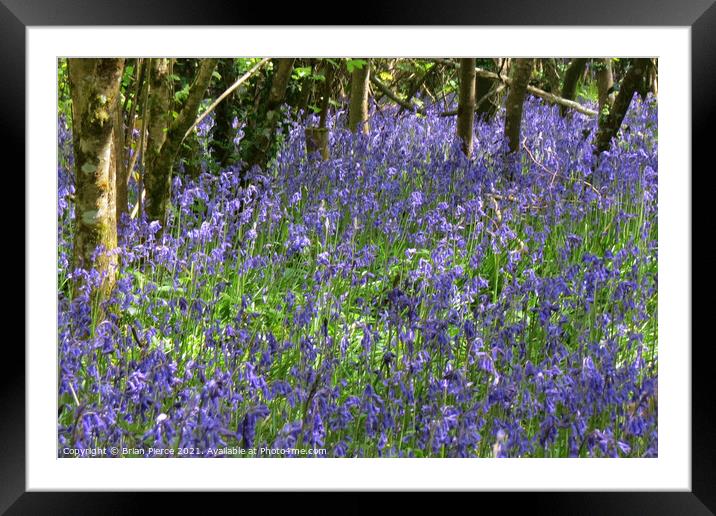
[595,58,615,115]
[594,58,651,156]
[348,59,370,134]
[117,59,146,223]
[114,93,129,223]
[456,58,476,157]
[67,58,124,299]
[560,58,587,116]
[504,58,533,153]
[145,58,217,224]
[145,58,172,186]
[210,58,238,167]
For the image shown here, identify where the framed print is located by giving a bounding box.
[4,0,713,513]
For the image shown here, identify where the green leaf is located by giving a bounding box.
[346,59,368,74]
[293,67,312,79]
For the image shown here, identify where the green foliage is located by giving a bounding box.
[577,80,599,103]
[57,58,73,125]
[174,83,191,104]
[346,59,368,73]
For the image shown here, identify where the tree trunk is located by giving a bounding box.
[67,58,124,299]
[542,58,561,94]
[348,59,370,134]
[560,58,587,116]
[305,60,334,160]
[267,58,295,112]
[456,58,476,157]
[145,58,217,224]
[114,93,129,223]
[242,58,296,171]
[594,58,651,156]
[210,58,238,167]
[640,58,658,99]
[595,58,615,116]
[117,59,146,223]
[504,58,533,153]
[650,59,658,96]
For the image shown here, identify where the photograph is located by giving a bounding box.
[56,56,659,459]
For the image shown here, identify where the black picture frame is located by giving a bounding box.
[4,0,713,513]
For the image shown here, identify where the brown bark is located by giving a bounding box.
[456,58,476,157]
[348,59,370,134]
[305,128,330,160]
[504,58,533,153]
[594,58,651,157]
[114,98,128,222]
[267,59,295,112]
[67,58,125,299]
[145,58,172,182]
[560,58,587,116]
[145,58,217,223]
[595,58,615,116]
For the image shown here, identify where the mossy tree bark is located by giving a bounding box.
[504,58,533,153]
[144,58,172,221]
[542,58,561,94]
[456,58,476,157]
[144,58,217,224]
[559,58,587,116]
[348,59,370,134]
[595,58,615,116]
[594,58,651,157]
[67,58,125,299]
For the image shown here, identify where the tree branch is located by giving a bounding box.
[435,59,598,117]
[182,58,269,143]
[370,75,426,115]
